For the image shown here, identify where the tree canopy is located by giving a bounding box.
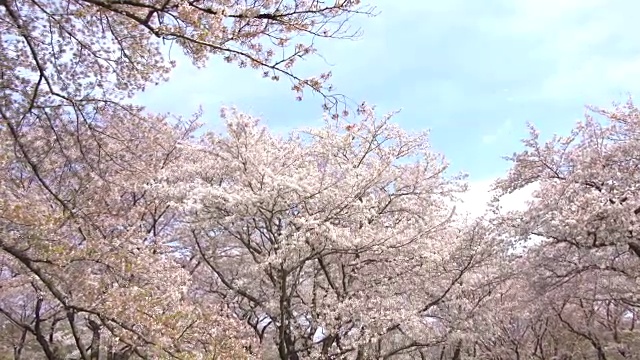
[1,0,639,359]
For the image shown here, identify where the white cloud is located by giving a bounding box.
[476,0,640,102]
[482,118,512,145]
[539,56,640,101]
[498,0,606,33]
[456,177,537,219]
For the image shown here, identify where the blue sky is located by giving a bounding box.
[136,0,640,186]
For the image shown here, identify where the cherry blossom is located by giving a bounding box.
[485,99,640,360]
[152,105,501,359]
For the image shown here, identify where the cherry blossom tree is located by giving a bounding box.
[0,108,252,359]
[454,252,640,360]
[152,105,503,359]
[487,99,640,360]
[1,0,376,358]
[1,0,373,114]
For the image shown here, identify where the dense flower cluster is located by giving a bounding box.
[150,106,497,358]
